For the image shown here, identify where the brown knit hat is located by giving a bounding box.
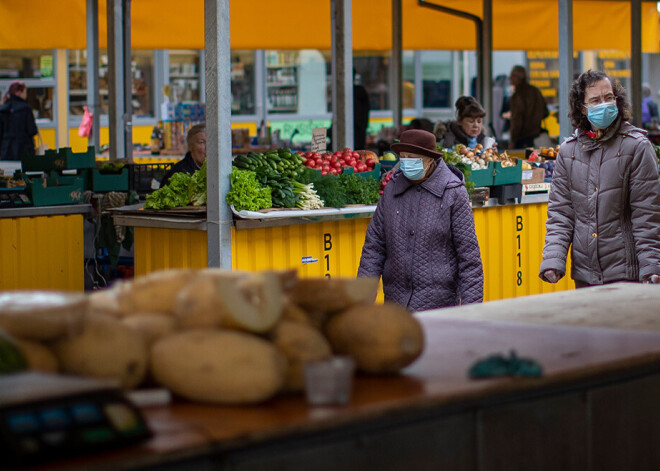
[390,129,443,160]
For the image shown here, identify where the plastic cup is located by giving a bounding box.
[304,356,355,406]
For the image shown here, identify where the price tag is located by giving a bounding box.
[311,128,327,153]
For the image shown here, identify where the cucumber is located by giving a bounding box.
[0,330,27,374]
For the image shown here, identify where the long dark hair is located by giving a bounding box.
[455,96,485,121]
[569,70,632,132]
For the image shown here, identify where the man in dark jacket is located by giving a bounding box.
[358,129,483,311]
[0,81,38,161]
[160,124,206,187]
[508,66,548,148]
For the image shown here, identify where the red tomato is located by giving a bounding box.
[329,168,338,175]
[358,163,367,172]
[307,160,316,168]
[321,170,328,176]
[338,167,344,174]
[332,161,341,169]
[322,165,330,172]
[366,158,376,167]
[349,159,357,167]
[352,151,360,159]
[344,147,351,152]
[379,190,384,195]
[304,151,313,158]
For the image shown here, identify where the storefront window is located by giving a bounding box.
[169,50,201,103]
[420,51,452,109]
[68,49,154,117]
[231,50,256,115]
[0,49,55,121]
[355,52,391,111]
[402,51,415,110]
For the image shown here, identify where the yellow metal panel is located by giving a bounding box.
[0,215,84,291]
[134,203,573,301]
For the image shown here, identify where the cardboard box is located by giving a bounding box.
[521,167,545,184]
[231,128,251,148]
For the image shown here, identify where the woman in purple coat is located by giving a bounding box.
[358,129,483,311]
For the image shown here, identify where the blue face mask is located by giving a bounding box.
[399,157,426,181]
[587,101,618,130]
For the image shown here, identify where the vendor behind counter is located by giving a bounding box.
[160,124,206,187]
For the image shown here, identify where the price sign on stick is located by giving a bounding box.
[311,128,327,153]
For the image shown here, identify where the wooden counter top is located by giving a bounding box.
[16,312,660,471]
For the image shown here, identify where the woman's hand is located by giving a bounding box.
[543,269,561,283]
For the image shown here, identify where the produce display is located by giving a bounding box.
[144,161,207,210]
[299,148,379,176]
[453,144,517,170]
[0,270,425,405]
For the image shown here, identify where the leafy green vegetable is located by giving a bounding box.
[296,168,348,208]
[437,145,475,195]
[338,173,381,205]
[226,168,272,211]
[188,161,207,206]
[144,172,192,209]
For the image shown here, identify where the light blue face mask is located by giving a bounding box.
[587,101,618,130]
[399,157,426,181]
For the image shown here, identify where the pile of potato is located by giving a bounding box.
[456,144,518,170]
[0,270,425,405]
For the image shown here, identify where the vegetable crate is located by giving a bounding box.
[21,147,95,173]
[91,168,129,192]
[25,174,85,206]
[128,163,173,195]
[493,159,522,186]
[468,162,495,187]
[355,162,381,179]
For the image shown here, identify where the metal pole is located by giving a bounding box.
[205,0,233,269]
[558,0,574,140]
[391,0,403,131]
[331,0,353,151]
[122,0,133,161]
[86,0,101,153]
[107,0,125,160]
[481,0,492,125]
[631,0,642,126]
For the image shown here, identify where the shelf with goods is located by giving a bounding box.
[168,51,201,103]
[266,51,299,115]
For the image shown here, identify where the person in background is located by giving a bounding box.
[0,81,38,160]
[160,124,206,188]
[438,96,488,148]
[540,70,660,288]
[641,83,659,129]
[353,69,370,151]
[507,65,549,148]
[358,129,483,311]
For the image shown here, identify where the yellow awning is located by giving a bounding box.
[1,0,658,52]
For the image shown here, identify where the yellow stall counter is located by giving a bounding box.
[0,205,90,291]
[120,202,573,302]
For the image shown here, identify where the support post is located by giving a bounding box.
[481,0,492,123]
[205,0,233,269]
[391,0,403,131]
[558,0,573,140]
[331,0,353,151]
[86,0,101,153]
[630,0,642,126]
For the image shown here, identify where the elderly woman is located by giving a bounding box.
[437,96,488,149]
[0,81,38,161]
[160,123,206,187]
[358,129,483,311]
[540,70,660,287]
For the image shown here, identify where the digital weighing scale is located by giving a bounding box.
[0,372,151,467]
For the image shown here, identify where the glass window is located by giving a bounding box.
[68,49,154,117]
[420,51,452,109]
[169,50,201,103]
[0,50,55,121]
[231,50,256,115]
[402,51,415,110]
[354,52,391,111]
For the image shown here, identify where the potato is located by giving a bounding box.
[15,338,59,373]
[270,320,332,391]
[118,269,197,316]
[87,285,124,318]
[290,277,379,314]
[325,303,424,374]
[0,291,86,341]
[175,270,283,333]
[52,314,148,389]
[151,330,286,404]
[121,314,177,348]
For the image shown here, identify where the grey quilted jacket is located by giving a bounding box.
[540,120,660,284]
[358,161,483,311]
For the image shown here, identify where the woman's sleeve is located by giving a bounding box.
[629,138,660,280]
[26,106,38,137]
[451,187,483,304]
[357,195,388,278]
[539,148,574,280]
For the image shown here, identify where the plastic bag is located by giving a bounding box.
[78,106,93,138]
[35,132,48,155]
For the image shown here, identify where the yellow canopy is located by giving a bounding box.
[1,0,658,52]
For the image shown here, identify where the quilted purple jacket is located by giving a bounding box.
[358,161,483,311]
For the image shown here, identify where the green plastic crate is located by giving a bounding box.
[354,162,381,179]
[91,168,129,192]
[468,162,495,187]
[493,159,522,186]
[26,175,85,207]
[21,149,59,172]
[55,146,96,170]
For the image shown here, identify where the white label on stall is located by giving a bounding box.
[311,128,327,153]
[302,256,319,264]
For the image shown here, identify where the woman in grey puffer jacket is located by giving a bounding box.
[358,129,483,311]
[540,70,660,287]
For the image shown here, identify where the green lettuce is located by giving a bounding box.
[144,172,192,209]
[226,168,272,211]
[188,161,207,206]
